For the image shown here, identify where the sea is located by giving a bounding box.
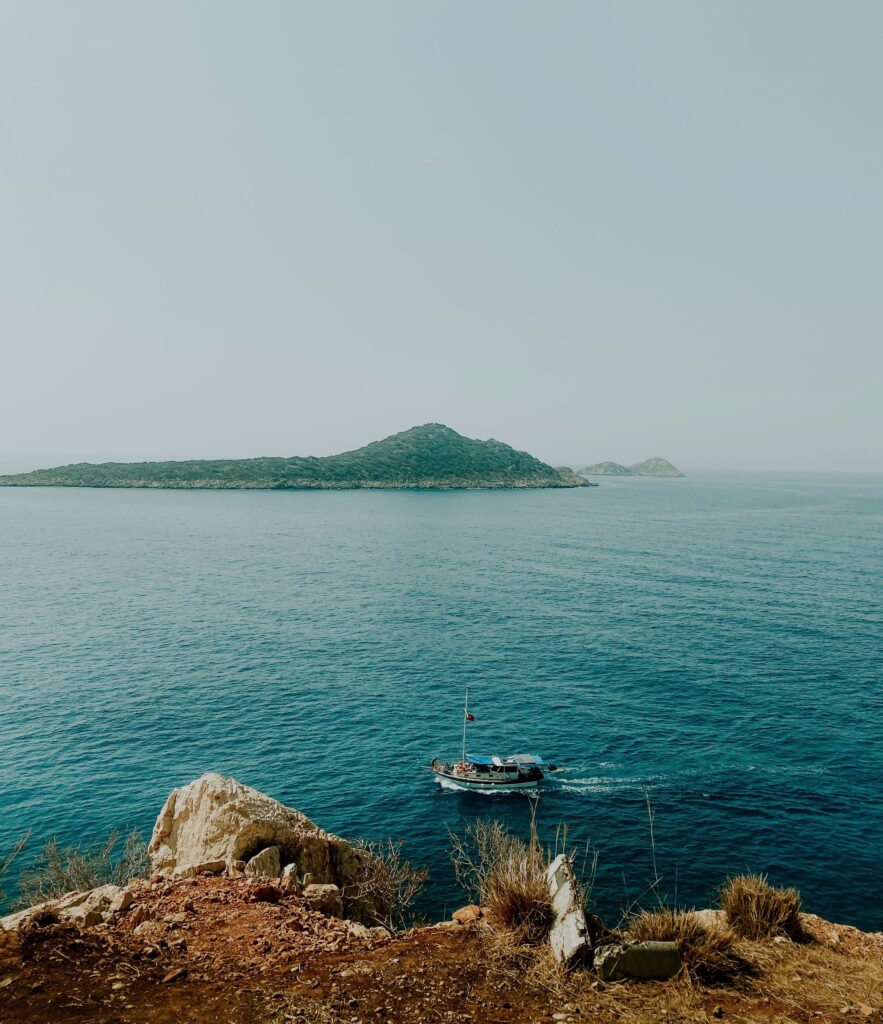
[1,473,881,929]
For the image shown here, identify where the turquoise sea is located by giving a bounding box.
[1,474,881,928]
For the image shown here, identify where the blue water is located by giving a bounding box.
[1,475,881,929]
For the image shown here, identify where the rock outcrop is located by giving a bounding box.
[1,884,128,932]
[147,773,381,923]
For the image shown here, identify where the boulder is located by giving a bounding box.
[303,883,344,918]
[148,773,381,923]
[452,904,482,924]
[245,846,281,878]
[594,940,681,981]
[172,860,225,880]
[546,854,591,966]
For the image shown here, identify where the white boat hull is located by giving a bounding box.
[432,766,543,791]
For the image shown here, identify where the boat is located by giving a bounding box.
[430,690,556,790]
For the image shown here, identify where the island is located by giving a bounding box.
[579,456,684,478]
[0,424,590,491]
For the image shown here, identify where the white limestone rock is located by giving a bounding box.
[148,772,379,922]
[0,884,125,932]
[281,863,300,892]
[245,846,282,878]
[546,854,591,966]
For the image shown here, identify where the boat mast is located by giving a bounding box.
[461,687,468,763]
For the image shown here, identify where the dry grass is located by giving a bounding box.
[16,828,149,908]
[346,838,429,930]
[0,832,29,904]
[718,874,803,940]
[627,908,748,983]
[449,816,555,944]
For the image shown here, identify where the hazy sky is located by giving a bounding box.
[1,1,881,472]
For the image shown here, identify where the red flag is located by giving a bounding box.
[465,712,475,722]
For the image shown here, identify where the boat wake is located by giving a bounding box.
[543,761,831,797]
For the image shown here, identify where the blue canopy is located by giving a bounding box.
[465,753,495,765]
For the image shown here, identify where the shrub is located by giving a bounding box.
[16,828,149,908]
[346,838,429,930]
[628,908,745,982]
[718,874,803,940]
[449,817,554,944]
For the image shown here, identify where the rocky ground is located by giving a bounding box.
[1,875,881,1024]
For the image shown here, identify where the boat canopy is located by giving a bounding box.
[466,753,545,766]
[508,753,545,765]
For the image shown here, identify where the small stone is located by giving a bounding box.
[303,883,343,918]
[0,978,12,990]
[452,904,482,924]
[858,1007,874,1019]
[281,864,300,892]
[182,898,194,912]
[109,890,135,915]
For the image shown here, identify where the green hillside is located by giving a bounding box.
[0,424,589,490]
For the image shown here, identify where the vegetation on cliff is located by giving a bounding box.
[0,424,589,490]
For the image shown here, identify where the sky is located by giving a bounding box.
[1,1,881,473]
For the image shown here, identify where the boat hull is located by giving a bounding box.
[433,767,543,791]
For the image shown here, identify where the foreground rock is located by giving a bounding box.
[148,773,382,922]
[1,884,127,933]
[594,940,681,981]
[546,854,591,966]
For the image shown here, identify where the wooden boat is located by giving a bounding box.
[431,752,547,789]
[430,690,555,790]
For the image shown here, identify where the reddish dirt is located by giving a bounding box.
[1,877,881,1024]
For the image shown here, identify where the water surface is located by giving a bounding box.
[1,474,881,927]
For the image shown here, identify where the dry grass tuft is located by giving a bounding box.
[449,817,554,944]
[627,908,747,983]
[718,874,803,940]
